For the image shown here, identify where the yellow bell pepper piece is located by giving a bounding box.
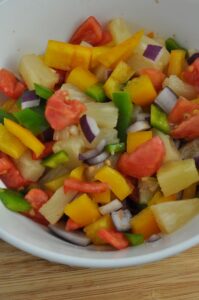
[125,75,157,106]
[44,174,69,192]
[69,165,85,181]
[182,183,197,200]
[91,46,110,68]
[0,124,26,159]
[84,215,114,245]
[67,67,98,91]
[127,131,153,153]
[111,61,135,84]
[92,189,111,204]
[167,50,186,77]
[4,118,45,158]
[1,99,16,112]
[131,207,160,239]
[64,193,101,226]
[148,190,176,206]
[97,30,144,68]
[71,45,91,69]
[95,166,133,201]
[103,77,121,99]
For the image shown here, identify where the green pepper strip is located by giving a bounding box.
[151,104,170,134]
[86,83,106,102]
[165,37,188,55]
[34,83,53,100]
[105,143,125,155]
[0,189,31,212]
[0,109,17,123]
[42,151,69,168]
[112,91,133,142]
[125,233,144,246]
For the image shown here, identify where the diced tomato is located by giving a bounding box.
[0,69,26,99]
[64,178,109,193]
[97,30,112,45]
[45,90,86,130]
[0,155,13,175]
[25,188,49,210]
[182,58,199,87]
[171,114,199,140]
[23,210,49,226]
[139,68,166,91]
[32,141,54,160]
[65,218,82,231]
[168,97,199,124]
[117,137,165,178]
[97,229,129,250]
[69,16,103,46]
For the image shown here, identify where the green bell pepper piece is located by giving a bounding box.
[42,151,69,168]
[0,189,31,212]
[165,37,187,54]
[13,108,49,135]
[125,233,144,246]
[105,143,125,155]
[112,91,133,142]
[0,109,17,123]
[86,83,106,102]
[151,104,170,134]
[34,83,53,100]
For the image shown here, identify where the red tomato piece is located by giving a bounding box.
[182,58,199,87]
[139,68,166,91]
[69,16,103,46]
[45,90,86,130]
[98,229,129,250]
[117,137,165,179]
[0,69,26,99]
[168,97,199,124]
[25,188,49,210]
[64,178,109,194]
[23,210,49,226]
[171,114,199,140]
[65,218,82,231]
[0,156,13,175]
[32,141,54,160]
[97,30,112,45]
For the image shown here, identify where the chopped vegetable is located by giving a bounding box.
[167,50,186,77]
[42,151,68,168]
[148,191,176,206]
[44,174,69,192]
[139,68,166,91]
[69,165,85,181]
[97,228,129,249]
[0,189,31,212]
[34,83,53,99]
[80,114,100,143]
[67,67,98,91]
[105,143,125,155]
[187,52,199,65]
[112,209,132,232]
[163,75,197,99]
[165,37,187,53]
[127,131,153,153]
[143,44,162,61]
[99,199,122,215]
[127,120,150,133]
[92,189,111,204]
[171,114,199,140]
[125,233,144,246]
[108,18,132,44]
[154,86,178,113]
[150,105,170,134]
[0,69,26,99]
[86,83,106,102]
[25,188,49,210]
[111,61,134,83]
[64,178,108,194]
[65,218,83,232]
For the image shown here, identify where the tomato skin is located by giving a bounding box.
[69,16,103,46]
[65,218,82,231]
[32,141,54,160]
[64,178,109,193]
[171,114,199,140]
[25,188,49,210]
[0,69,26,99]
[117,137,165,179]
[23,210,49,226]
[139,68,166,91]
[45,90,86,130]
[98,229,129,250]
[168,97,199,124]
[182,58,199,87]
[97,30,112,45]
[0,156,13,175]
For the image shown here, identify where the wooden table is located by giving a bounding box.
[0,240,199,300]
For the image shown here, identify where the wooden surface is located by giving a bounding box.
[0,240,199,300]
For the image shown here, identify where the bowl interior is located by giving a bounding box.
[0,0,199,267]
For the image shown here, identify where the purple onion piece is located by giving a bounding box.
[41,128,54,142]
[21,90,40,109]
[187,52,199,65]
[194,156,199,168]
[79,139,106,161]
[127,121,150,133]
[80,114,100,143]
[143,44,162,61]
[155,86,178,113]
[86,151,109,165]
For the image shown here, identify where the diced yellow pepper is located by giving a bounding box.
[91,46,110,68]
[71,46,91,69]
[4,118,45,158]
[127,131,153,153]
[97,30,144,68]
[92,189,111,204]
[44,174,69,192]
[38,55,45,62]
[1,99,16,112]
[67,67,98,91]
[148,190,176,206]
[131,207,160,239]
[64,193,101,226]
[0,124,26,159]
[84,215,114,245]
[95,166,133,201]
[167,50,186,77]
[111,61,134,83]
[69,165,85,181]
[182,183,197,200]
[125,75,157,106]
[103,77,121,99]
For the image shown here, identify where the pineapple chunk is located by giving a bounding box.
[61,83,92,103]
[19,54,59,90]
[108,18,132,44]
[151,198,199,233]
[157,159,199,196]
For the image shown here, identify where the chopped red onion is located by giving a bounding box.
[80,114,100,143]
[111,209,132,232]
[21,90,40,109]
[79,139,106,161]
[127,121,150,133]
[155,87,178,113]
[194,156,199,168]
[147,234,161,243]
[143,44,162,61]
[49,223,91,246]
[187,52,199,65]
[99,199,122,215]
[86,151,109,165]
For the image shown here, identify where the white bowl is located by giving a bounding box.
[1,0,199,268]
